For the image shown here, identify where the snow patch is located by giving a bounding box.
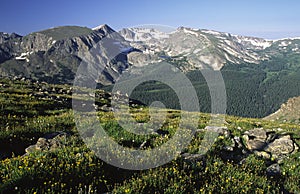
[15,52,30,62]
[202,30,221,36]
[183,28,199,37]
[234,36,272,49]
[193,48,202,54]
[124,28,169,42]
[292,48,299,52]
[92,24,107,31]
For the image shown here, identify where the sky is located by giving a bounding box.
[1,0,300,39]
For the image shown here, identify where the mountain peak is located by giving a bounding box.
[92,24,115,34]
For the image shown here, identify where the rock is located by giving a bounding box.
[266,132,278,143]
[233,136,244,148]
[43,131,67,139]
[265,135,295,158]
[243,129,298,161]
[24,132,68,154]
[266,163,281,177]
[36,138,48,150]
[243,128,268,151]
[25,145,38,153]
[254,151,271,159]
[195,128,205,134]
[244,128,267,140]
[293,143,299,153]
[223,146,234,152]
[244,139,267,151]
[204,126,230,137]
[181,153,205,163]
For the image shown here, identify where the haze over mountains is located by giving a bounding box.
[1,24,300,118]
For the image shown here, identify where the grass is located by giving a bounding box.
[0,78,300,193]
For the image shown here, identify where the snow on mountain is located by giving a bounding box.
[119,28,169,42]
[233,36,273,49]
[273,37,300,42]
[119,26,278,70]
[2,23,300,84]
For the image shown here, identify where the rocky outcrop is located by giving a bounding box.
[265,135,296,157]
[243,128,267,150]
[24,132,68,154]
[242,128,298,160]
[179,126,299,179]
[265,96,300,124]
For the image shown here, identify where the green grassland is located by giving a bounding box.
[0,78,300,193]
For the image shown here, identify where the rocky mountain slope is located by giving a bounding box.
[1,24,300,84]
[118,27,300,71]
[265,96,300,123]
[0,25,132,85]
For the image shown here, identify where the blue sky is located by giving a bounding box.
[1,0,300,39]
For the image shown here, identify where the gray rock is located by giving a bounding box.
[244,128,267,140]
[225,146,235,152]
[265,135,295,158]
[254,151,271,159]
[266,163,281,177]
[245,139,267,151]
[266,132,278,143]
[243,128,268,151]
[204,126,230,137]
[233,136,244,148]
[25,145,38,154]
[24,132,67,154]
[181,153,205,163]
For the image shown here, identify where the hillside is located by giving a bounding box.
[265,96,300,123]
[0,77,300,193]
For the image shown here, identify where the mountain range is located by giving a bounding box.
[1,24,300,118]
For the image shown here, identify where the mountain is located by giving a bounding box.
[118,27,293,70]
[1,24,300,83]
[1,24,300,118]
[117,27,300,118]
[264,96,300,123]
[0,24,132,85]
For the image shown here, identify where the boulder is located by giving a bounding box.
[25,132,68,154]
[244,128,267,140]
[254,151,271,159]
[266,163,281,177]
[243,128,268,151]
[265,135,295,158]
[204,126,230,137]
